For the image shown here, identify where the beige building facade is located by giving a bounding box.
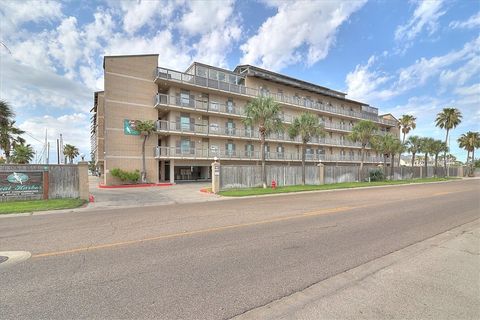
[91,54,399,185]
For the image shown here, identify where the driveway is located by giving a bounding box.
[88,176,221,209]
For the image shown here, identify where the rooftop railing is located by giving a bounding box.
[155,68,397,126]
[154,146,384,163]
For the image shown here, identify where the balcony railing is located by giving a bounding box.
[154,146,384,163]
[155,68,397,126]
[155,120,367,148]
[154,93,389,134]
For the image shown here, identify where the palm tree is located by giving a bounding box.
[458,131,480,176]
[0,100,14,127]
[397,114,416,166]
[430,140,448,177]
[435,108,462,175]
[11,144,35,164]
[372,134,402,179]
[288,112,326,185]
[348,120,378,181]
[136,120,156,183]
[407,135,422,167]
[63,144,79,164]
[420,137,435,178]
[0,120,25,163]
[244,97,283,188]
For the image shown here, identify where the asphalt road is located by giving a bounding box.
[1,179,479,319]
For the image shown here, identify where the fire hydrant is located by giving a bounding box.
[271,180,277,189]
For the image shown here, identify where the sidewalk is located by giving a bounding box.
[234,219,480,320]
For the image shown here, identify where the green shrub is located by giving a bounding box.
[110,168,140,183]
[369,168,385,182]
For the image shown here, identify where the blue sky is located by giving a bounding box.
[1,0,479,162]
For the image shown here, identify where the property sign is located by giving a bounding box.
[0,171,43,199]
[124,119,140,135]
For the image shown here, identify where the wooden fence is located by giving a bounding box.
[219,164,465,190]
[0,164,87,202]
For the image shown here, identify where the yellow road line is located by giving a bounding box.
[31,206,356,259]
[30,189,461,259]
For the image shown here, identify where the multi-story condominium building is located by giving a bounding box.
[91,54,399,185]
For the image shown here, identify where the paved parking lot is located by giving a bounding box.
[89,177,221,209]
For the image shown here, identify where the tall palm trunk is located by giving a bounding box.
[411,152,416,167]
[471,148,475,176]
[260,133,266,188]
[398,132,406,166]
[444,129,449,177]
[141,135,147,183]
[465,150,470,176]
[301,143,306,185]
[359,146,365,181]
[424,154,428,178]
[383,154,387,177]
[390,153,395,180]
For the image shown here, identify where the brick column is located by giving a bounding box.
[77,161,89,200]
[211,161,220,194]
[318,163,325,185]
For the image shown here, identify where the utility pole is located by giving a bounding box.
[57,139,60,164]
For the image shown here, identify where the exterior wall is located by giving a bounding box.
[103,54,159,185]
[95,56,398,185]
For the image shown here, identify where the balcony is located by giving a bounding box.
[155,120,368,148]
[154,93,378,134]
[154,68,397,127]
[154,146,384,163]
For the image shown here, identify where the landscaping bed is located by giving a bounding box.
[219,177,456,197]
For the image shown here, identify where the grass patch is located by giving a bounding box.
[219,177,457,197]
[0,198,86,214]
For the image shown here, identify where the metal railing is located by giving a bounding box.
[154,68,397,126]
[155,120,366,148]
[154,93,393,134]
[154,146,384,163]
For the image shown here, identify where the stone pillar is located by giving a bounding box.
[458,166,463,177]
[77,161,89,201]
[169,159,175,184]
[318,163,325,185]
[160,161,165,182]
[211,161,220,194]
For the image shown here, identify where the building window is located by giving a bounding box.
[226,98,235,113]
[226,119,236,135]
[180,138,191,154]
[180,90,190,106]
[180,115,191,131]
[226,141,236,156]
[209,100,219,111]
[245,143,254,157]
[196,66,207,78]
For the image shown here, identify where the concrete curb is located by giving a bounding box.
[231,218,480,320]
[218,178,466,200]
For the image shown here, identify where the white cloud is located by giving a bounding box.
[0,0,62,34]
[49,17,83,78]
[179,1,235,36]
[19,113,91,162]
[395,0,445,43]
[449,11,480,29]
[240,0,367,71]
[116,0,176,34]
[105,29,192,71]
[346,36,480,102]
[179,0,241,67]
[1,55,91,113]
[345,56,396,101]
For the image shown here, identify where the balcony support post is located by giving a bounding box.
[170,159,175,184]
